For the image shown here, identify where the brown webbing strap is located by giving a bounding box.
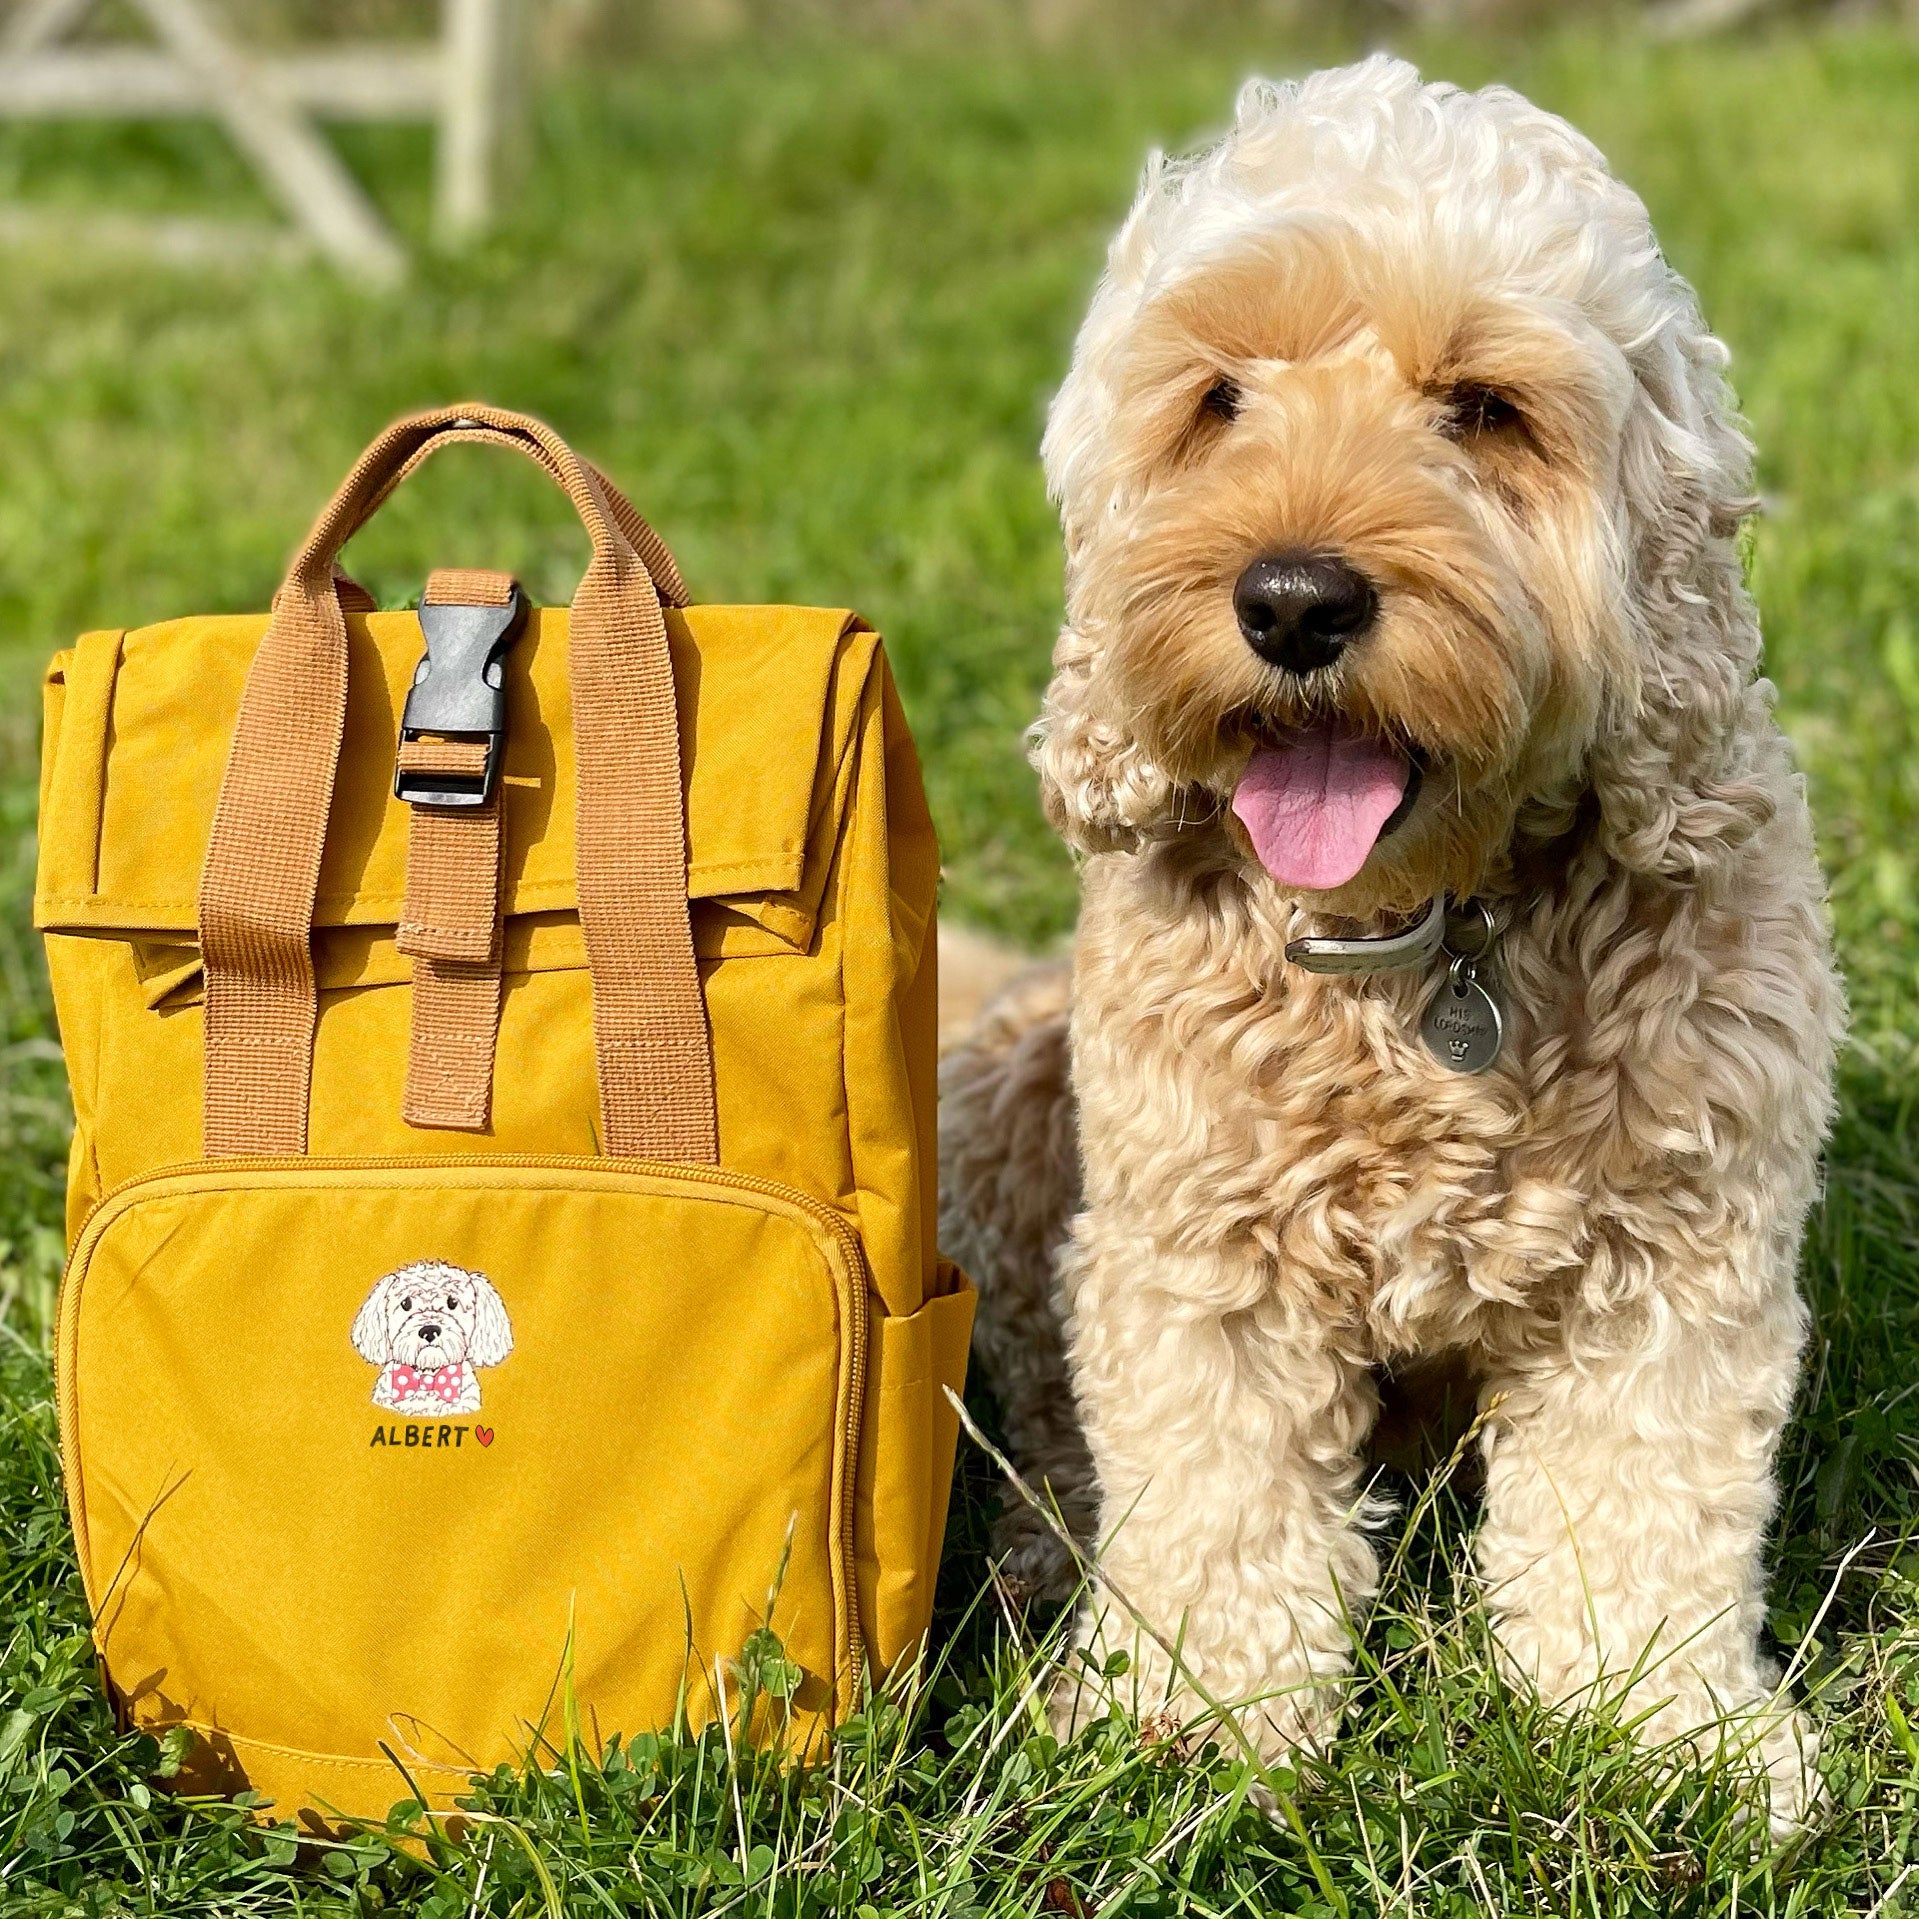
[585,460,689,609]
[396,570,513,1133]
[372,450,691,612]
[197,404,717,1162]
[333,567,378,614]
[198,593,349,1159]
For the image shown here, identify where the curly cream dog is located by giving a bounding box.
[940,56,1842,1824]
[351,1261,514,1417]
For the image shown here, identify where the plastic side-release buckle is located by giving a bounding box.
[393,582,529,808]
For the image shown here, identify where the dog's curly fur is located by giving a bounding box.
[939,56,1843,1826]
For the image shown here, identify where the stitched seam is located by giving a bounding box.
[146,1719,476,1777]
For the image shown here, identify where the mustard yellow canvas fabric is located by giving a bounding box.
[35,407,972,1831]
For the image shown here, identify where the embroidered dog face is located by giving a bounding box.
[350,1261,513,1416]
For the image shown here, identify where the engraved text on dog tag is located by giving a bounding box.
[1421,960,1505,1074]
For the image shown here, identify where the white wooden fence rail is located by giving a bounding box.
[0,0,516,283]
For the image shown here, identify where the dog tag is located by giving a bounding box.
[1421,958,1504,1074]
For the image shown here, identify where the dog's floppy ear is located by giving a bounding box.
[350,1274,397,1364]
[1033,251,1186,857]
[466,1273,514,1369]
[1030,623,1182,856]
[1585,312,1778,891]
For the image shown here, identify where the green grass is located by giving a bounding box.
[1,16,1918,1914]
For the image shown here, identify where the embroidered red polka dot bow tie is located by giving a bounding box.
[388,1361,465,1403]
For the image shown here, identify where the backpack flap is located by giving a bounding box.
[36,601,882,967]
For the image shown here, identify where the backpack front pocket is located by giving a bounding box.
[57,1156,868,1824]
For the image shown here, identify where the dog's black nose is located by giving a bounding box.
[419,1323,440,1342]
[1234,553,1377,675]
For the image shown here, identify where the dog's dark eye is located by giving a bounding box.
[1442,384,1525,440]
[447,1293,459,1309]
[1199,377,1241,423]
[400,1296,412,1311]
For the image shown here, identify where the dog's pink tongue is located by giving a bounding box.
[1232,726,1410,891]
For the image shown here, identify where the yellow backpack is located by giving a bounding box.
[34,405,973,1830]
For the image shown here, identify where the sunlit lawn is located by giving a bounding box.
[1,19,1916,1913]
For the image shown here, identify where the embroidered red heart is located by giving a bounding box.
[474,1426,494,1448]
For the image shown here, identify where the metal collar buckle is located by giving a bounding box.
[393,583,529,808]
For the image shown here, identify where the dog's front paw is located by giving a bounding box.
[1045,1624,1177,1746]
[1612,1681,1824,1839]
[1045,1611,1338,1782]
[1742,1703,1823,1839]
[1668,1696,1823,1839]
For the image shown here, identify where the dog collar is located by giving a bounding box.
[1287,896,1508,1074]
[1284,894,1446,975]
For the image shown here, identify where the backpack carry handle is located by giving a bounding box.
[195,404,719,1166]
[330,451,688,616]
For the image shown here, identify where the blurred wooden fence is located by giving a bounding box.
[0,0,519,282]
